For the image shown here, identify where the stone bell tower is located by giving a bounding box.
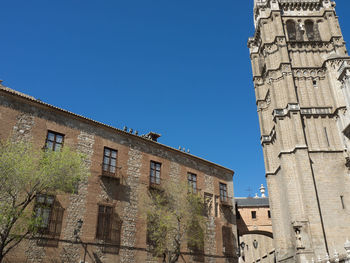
[248,0,350,262]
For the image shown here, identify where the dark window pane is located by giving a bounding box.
[47,196,54,205]
[56,135,63,143]
[54,144,62,151]
[42,208,51,227]
[104,148,110,156]
[37,195,45,203]
[47,141,53,150]
[48,132,55,141]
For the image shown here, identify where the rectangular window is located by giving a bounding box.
[45,131,64,151]
[222,226,234,256]
[102,147,117,174]
[268,210,271,218]
[150,161,161,185]
[96,205,121,254]
[34,194,55,229]
[96,205,113,240]
[188,172,197,193]
[251,211,257,219]
[34,194,64,247]
[220,183,228,202]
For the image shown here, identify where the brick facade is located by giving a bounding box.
[0,86,237,263]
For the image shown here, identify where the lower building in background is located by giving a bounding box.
[0,84,237,263]
[236,185,275,263]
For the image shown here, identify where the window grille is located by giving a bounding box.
[222,226,235,256]
[34,194,64,247]
[96,205,122,254]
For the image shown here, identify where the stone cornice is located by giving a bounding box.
[266,166,281,177]
[278,145,309,158]
[261,127,276,145]
[279,0,323,11]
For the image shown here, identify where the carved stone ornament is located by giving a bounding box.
[345,157,350,171]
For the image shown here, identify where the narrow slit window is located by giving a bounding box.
[324,127,330,147]
[341,196,345,209]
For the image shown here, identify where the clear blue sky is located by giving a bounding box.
[2,1,350,197]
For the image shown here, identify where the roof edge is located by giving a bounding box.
[0,85,234,175]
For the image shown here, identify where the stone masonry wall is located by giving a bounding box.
[119,148,143,263]
[204,174,217,263]
[12,113,34,141]
[12,113,47,263]
[60,131,95,262]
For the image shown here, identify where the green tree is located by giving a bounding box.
[143,180,205,263]
[0,139,89,263]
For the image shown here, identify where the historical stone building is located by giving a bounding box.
[0,84,237,263]
[236,185,274,263]
[248,0,350,262]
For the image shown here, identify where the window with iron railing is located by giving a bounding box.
[150,161,161,185]
[220,183,228,202]
[45,131,64,151]
[102,147,117,176]
[188,172,197,193]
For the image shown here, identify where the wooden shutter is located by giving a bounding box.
[102,210,122,254]
[39,199,63,247]
[96,206,106,240]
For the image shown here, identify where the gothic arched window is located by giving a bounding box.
[305,20,315,41]
[286,20,296,41]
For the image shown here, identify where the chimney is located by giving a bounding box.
[145,132,161,142]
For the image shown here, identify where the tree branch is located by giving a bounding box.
[2,231,30,258]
